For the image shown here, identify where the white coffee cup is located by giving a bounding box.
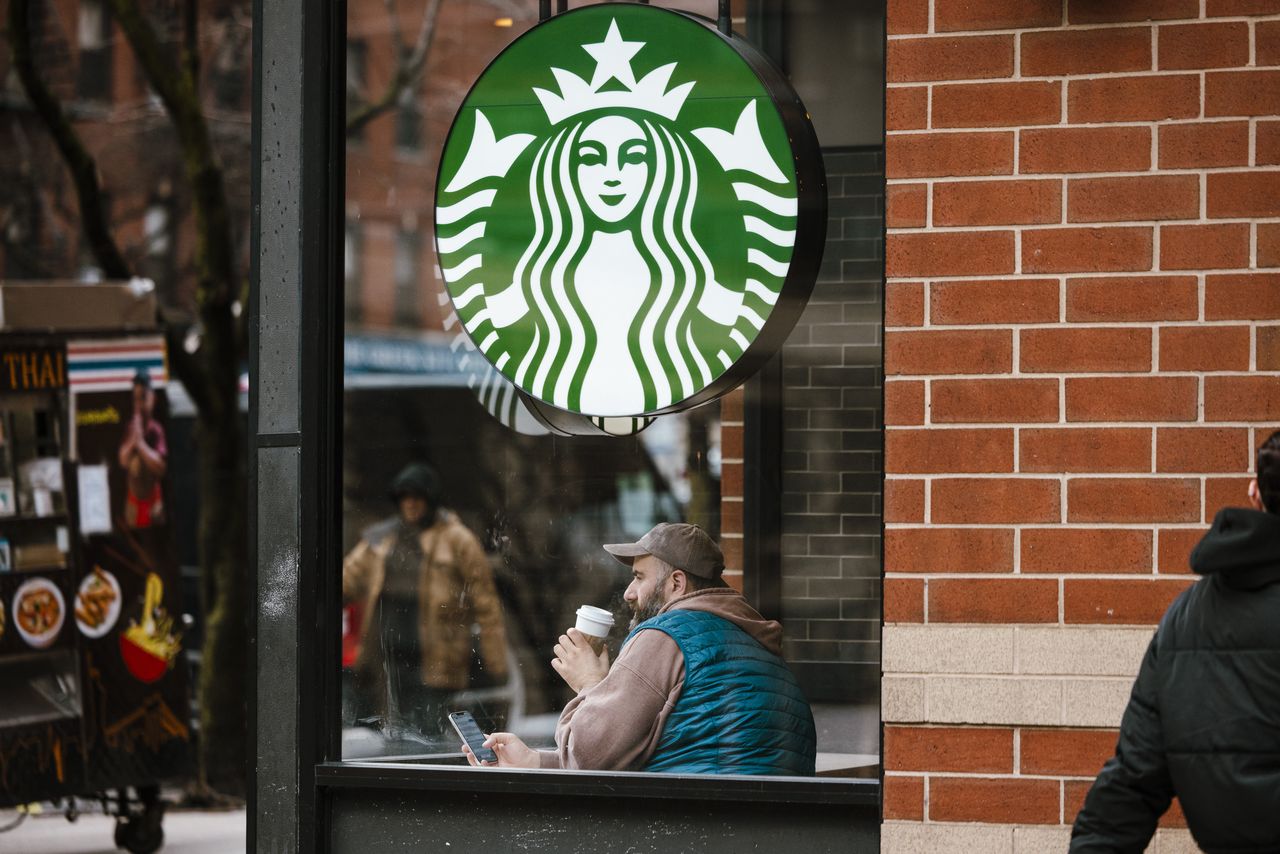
[575,605,615,652]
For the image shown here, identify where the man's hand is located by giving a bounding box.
[462,732,540,769]
[551,628,609,694]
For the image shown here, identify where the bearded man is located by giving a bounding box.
[465,522,816,775]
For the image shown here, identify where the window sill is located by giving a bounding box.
[316,760,880,807]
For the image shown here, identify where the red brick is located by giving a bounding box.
[1022,528,1153,574]
[887,132,1014,178]
[1158,326,1251,372]
[933,379,1060,423]
[1206,376,1280,421]
[1066,276,1199,322]
[1207,476,1255,520]
[885,727,1014,773]
[1020,327,1152,373]
[1161,799,1189,829]
[883,775,924,820]
[721,387,743,422]
[1021,729,1117,776]
[884,578,925,622]
[929,776,1060,824]
[888,35,1015,83]
[1205,274,1280,320]
[721,536,742,573]
[888,0,929,35]
[886,281,924,326]
[1020,126,1151,174]
[886,381,925,426]
[885,478,925,523]
[887,183,927,229]
[1065,781,1094,825]
[933,81,1062,129]
[1260,326,1280,371]
[1207,0,1280,16]
[1070,76,1200,123]
[1021,27,1151,76]
[1070,0,1200,23]
[1068,477,1201,523]
[887,428,1015,473]
[888,231,1015,277]
[887,87,928,131]
[1068,175,1199,223]
[721,461,742,497]
[887,330,1013,376]
[1159,122,1250,169]
[928,579,1059,624]
[932,279,1061,325]
[1260,224,1280,269]
[1207,172,1280,219]
[935,0,1061,32]
[933,478,1061,524]
[1024,227,1153,274]
[1158,528,1206,574]
[1207,71,1280,117]
[721,498,743,534]
[886,527,1018,574]
[1159,22,1250,70]
[722,424,743,459]
[1160,223,1250,271]
[1157,427,1252,473]
[934,179,1061,226]
[1260,21,1280,66]
[1066,377,1199,422]
[1020,427,1152,474]
[1064,578,1194,624]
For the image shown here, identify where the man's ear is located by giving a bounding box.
[669,569,688,597]
[1248,478,1264,512]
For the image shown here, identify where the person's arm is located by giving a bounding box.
[133,423,167,477]
[1069,635,1173,853]
[457,528,508,679]
[548,629,683,771]
[341,540,376,603]
[117,418,138,468]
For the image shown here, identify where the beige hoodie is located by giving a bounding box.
[539,587,785,771]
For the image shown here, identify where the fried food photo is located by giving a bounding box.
[76,567,117,629]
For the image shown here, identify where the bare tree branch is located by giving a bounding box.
[346,0,442,137]
[108,0,236,312]
[7,0,131,279]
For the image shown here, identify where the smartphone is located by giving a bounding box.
[448,710,498,764]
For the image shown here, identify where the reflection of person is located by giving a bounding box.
[467,523,816,775]
[117,370,167,528]
[342,463,508,737]
[483,111,752,416]
[1070,431,1280,853]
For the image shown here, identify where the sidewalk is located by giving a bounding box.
[0,808,245,854]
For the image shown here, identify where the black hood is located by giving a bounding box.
[1190,507,1280,589]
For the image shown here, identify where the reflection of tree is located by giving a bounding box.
[346,0,442,137]
[5,0,433,795]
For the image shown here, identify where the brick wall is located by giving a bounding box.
[883,1,1280,851]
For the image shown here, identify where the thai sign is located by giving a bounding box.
[436,5,824,421]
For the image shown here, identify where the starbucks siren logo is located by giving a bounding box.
[436,7,820,419]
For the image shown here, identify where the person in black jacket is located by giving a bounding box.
[1070,431,1280,853]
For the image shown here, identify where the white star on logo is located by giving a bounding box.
[582,19,644,90]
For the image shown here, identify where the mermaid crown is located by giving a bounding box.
[533,19,695,125]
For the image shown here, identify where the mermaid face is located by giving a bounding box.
[575,116,650,224]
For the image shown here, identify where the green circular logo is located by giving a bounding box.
[436,5,821,419]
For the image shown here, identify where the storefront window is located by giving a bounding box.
[340,0,883,782]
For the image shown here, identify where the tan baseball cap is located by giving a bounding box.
[603,523,725,579]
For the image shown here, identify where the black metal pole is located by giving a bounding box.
[539,0,550,21]
[557,0,567,14]
[718,0,731,35]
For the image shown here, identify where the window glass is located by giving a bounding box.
[341,0,882,780]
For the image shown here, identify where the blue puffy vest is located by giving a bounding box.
[626,609,817,776]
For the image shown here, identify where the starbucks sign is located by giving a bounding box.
[436,5,824,422]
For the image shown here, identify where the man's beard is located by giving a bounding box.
[628,587,668,631]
